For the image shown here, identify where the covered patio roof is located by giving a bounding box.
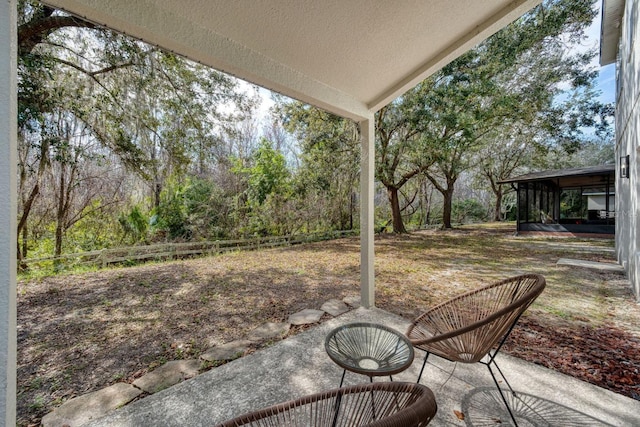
[40,0,542,122]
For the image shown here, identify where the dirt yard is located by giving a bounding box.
[17,223,640,426]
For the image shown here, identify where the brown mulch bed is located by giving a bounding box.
[17,224,640,426]
[505,317,640,400]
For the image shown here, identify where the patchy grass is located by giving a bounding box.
[17,222,639,426]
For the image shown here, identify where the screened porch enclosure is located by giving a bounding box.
[504,165,615,235]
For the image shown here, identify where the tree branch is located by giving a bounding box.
[19,15,96,55]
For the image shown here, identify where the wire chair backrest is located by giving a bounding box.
[215,382,437,427]
[408,273,545,363]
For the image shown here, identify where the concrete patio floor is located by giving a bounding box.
[82,307,640,426]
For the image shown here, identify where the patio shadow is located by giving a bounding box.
[461,387,614,426]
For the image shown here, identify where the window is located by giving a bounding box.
[560,188,586,222]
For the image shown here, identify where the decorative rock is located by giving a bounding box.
[321,299,349,316]
[288,309,324,325]
[132,359,200,394]
[247,322,290,342]
[41,382,142,427]
[200,340,253,362]
[342,295,361,308]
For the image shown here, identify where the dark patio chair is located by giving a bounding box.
[214,381,437,427]
[406,273,546,426]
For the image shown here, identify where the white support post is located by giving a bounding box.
[0,0,18,423]
[359,116,375,308]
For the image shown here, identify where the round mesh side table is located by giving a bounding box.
[325,322,415,387]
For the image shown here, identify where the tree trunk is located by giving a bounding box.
[423,183,434,228]
[494,186,503,222]
[349,192,354,230]
[442,188,454,229]
[54,167,66,262]
[16,242,26,272]
[17,138,50,269]
[151,137,161,209]
[21,225,28,261]
[154,180,161,210]
[387,186,407,233]
[54,222,64,263]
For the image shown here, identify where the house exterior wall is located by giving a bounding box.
[615,0,640,300]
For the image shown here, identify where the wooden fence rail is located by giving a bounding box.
[21,230,358,272]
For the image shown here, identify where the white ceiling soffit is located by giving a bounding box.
[42,0,542,121]
[600,0,625,66]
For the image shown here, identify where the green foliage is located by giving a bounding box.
[246,138,291,205]
[452,199,488,224]
[17,52,54,131]
[14,0,612,263]
[21,199,120,261]
[151,176,233,240]
[24,229,55,261]
[182,178,230,239]
[152,179,190,240]
[545,136,615,169]
[62,203,120,252]
[376,0,604,230]
[277,101,360,231]
[243,193,302,237]
[119,206,149,244]
[228,137,300,236]
[16,2,254,260]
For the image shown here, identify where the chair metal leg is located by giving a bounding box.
[486,361,518,427]
[339,369,346,388]
[491,357,517,396]
[416,351,430,384]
